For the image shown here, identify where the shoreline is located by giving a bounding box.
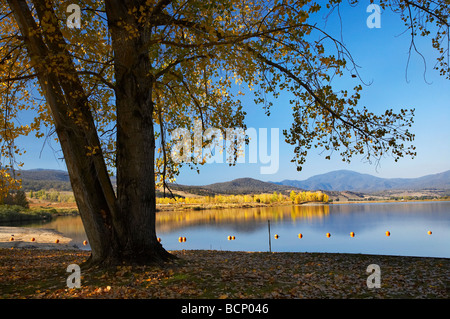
[0,226,78,250]
[155,198,450,212]
[1,196,447,217]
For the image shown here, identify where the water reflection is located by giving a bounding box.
[4,201,450,257]
[156,204,330,233]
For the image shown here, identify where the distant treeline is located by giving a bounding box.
[157,191,329,205]
[335,195,450,202]
[1,188,76,207]
[29,190,75,203]
[290,190,329,203]
[388,195,450,201]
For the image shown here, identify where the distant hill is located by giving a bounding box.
[17,169,72,191]
[274,169,450,192]
[170,178,300,196]
[19,169,70,181]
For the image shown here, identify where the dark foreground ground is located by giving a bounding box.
[0,248,448,299]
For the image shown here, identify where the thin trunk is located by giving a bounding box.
[8,0,120,265]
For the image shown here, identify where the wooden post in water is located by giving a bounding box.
[268,219,272,253]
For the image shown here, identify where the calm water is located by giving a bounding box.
[9,201,450,258]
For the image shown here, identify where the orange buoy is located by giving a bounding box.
[298,233,303,239]
[30,237,36,242]
[182,237,186,242]
[274,234,279,239]
[178,237,183,242]
[326,232,331,238]
[55,239,59,244]
[83,240,88,245]
[231,236,235,240]
[427,231,432,235]
[385,231,390,237]
[350,232,355,237]
[157,238,161,243]
[9,237,14,241]
[227,236,232,240]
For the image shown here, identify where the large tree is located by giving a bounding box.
[0,0,448,266]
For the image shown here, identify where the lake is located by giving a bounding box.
[9,201,450,258]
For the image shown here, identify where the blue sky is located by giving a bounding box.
[16,3,450,185]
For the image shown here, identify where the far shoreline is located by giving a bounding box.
[1,197,449,222]
[155,197,450,212]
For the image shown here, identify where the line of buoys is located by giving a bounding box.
[293,230,434,238]
[291,230,435,237]
[155,230,434,245]
[18,238,91,245]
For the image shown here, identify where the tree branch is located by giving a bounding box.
[150,0,173,18]
[403,0,449,27]
[154,54,209,79]
[77,70,116,91]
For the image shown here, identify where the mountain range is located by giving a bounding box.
[273,169,450,192]
[14,168,450,194]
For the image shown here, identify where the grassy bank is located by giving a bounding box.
[0,249,448,299]
[0,205,78,223]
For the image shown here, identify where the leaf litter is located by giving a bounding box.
[0,248,448,299]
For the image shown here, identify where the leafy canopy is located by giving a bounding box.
[1,0,448,198]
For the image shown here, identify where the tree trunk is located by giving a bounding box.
[9,0,173,266]
[106,0,174,264]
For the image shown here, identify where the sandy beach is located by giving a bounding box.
[0,226,78,250]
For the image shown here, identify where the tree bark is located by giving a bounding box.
[106,0,174,263]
